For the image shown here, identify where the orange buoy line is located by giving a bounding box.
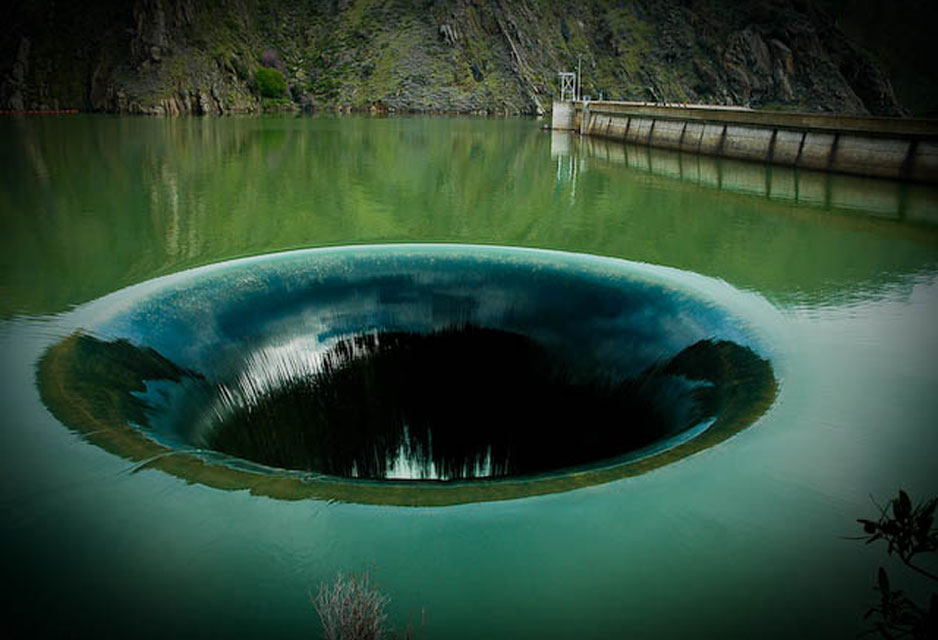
[0,109,80,115]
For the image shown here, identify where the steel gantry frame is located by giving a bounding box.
[559,72,576,102]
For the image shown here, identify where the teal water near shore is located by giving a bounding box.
[1,115,937,638]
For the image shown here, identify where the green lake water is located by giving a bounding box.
[1,115,937,638]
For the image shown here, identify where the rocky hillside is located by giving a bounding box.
[0,0,913,116]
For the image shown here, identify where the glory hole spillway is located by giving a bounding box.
[36,246,776,505]
[4,115,938,640]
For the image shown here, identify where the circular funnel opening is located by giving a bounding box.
[38,245,777,504]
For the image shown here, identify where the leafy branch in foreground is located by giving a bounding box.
[851,490,937,639]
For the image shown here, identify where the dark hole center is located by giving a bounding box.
[203,325,729,480]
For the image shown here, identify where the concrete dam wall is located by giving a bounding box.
[552,101,938,184]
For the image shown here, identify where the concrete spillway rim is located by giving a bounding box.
[35,243,781,507]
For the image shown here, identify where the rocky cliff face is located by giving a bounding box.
[0,0,908,116]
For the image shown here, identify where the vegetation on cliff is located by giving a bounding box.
[255,67,286,98]
[0,0,924,116]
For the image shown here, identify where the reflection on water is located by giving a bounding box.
[35,246,776,491]
[557,133,938,225]
[3,116,938,317]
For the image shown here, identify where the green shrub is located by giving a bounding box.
[255,67,286,98]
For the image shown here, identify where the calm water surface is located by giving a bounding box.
[1,115,937,638]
